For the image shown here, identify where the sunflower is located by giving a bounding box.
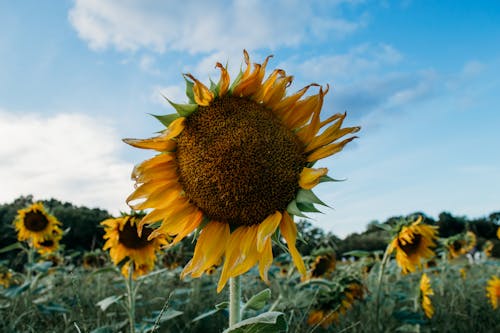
[33,227,63,255]
[307,280,364,328]
[497,227,500,240]
[124,51,359,292]
[83,250,108,269]
[388,216,438,274]
[486,276,500,310]
[14,202,62,245]
[101,214,167,279]
[309,253,336,279]
[483,240,494,257]
[420,273,434,318]
[0,269,12,288]
[446,231,476,259]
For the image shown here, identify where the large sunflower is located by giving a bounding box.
[388,216,438,274]
[101,214,167,279]
[14,202,62,245]
[420,273,434,318]
[124,51,359,292]
[486,275,500,310]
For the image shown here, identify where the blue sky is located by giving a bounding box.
[1,0,499,237]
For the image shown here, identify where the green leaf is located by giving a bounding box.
[209,78,220,97]
[216,301,230,309]
[150,113,180,127]
[96,295,124,312]
[31,261,53,273]
[90,327,113,333]
[191,309,221,322]
[286,200,309,218]
[319,175,344,183]
[3,282,30,298]
[37,302,69,314]
[295,189,329,207]
[0,242,24,254]
[163,95,198,117]
[223,311,287,333]
[143,308,183,323]
[243,288,271,311]
[229,69,244,93]
[342,250,371,258]
[184,76,195,104]
[296,202,322,213]
[393,310,426,325]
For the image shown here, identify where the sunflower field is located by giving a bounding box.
[1,52,500,333]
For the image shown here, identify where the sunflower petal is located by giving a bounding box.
[165,117,186,140]
[280,211,306,276]
[299,167,328,190]
[216,62,230,97]
[258,238,273,284]
[306,136,357,162]
[182,221,230,278]
[184,74,214,106]
[123,135,177,152]
[256,211,282,252]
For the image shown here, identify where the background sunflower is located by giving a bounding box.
[14,202,62,245]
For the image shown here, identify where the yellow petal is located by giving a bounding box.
[263,75,293,107]
[258,238,273,283]
[165,117,186,140]
[181,221,230,278]
[216,62,230,97]
[299,167,328,190]
[252,69,283,103]
[273,83,318,116]
[279,211,306,276]
[217,228,247,292]
[306,136,357,162]
[256,211,282,252]
[184,74,214,106]
[170,209,203,245]
[123,135,177,152]
[306,126,361,153]
[294,85,329,143]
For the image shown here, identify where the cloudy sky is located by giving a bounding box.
[1,0,499,237]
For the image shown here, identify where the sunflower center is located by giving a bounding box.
[23,211,49,232]
[176,96,306,226]
[119,220,153,249]
[398,234,422,256]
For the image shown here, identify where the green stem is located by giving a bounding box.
[126,263,136,333]
[229,276,242,327]
[26,243,34,282]
[375,245,391,331]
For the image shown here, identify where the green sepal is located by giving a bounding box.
[295,189,329,207]
[319,175,345,183]
[286,200,309,218]
[296,202,322,213]
[209,78,220,98]
[229,69,243,93]
[164,96,198,117]
[184,76,196,104]
[150,113,180,127]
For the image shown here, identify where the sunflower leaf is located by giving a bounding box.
[184,76,196,104]
[96,295,124,312]
[243,288,271,311]
[222,311,287,333]
[209,78,220,98]
[286,200,309,218]
[0,242,24,254]
[150,113,180,128]
[295,189,329,207]
[229,69,244,93]
[163,96,198,117]
[296,202,322,213]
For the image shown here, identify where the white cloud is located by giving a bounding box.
[68,0,366,54]
[0,110,133,214]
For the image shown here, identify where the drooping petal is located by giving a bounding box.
[258,238,273,283]
[252,69,284,103]
[299,167,328,190]
[181,221,230,278]
[216,62,230,97]
[272,83,318,116]
[256,211,282,252]
[279,211,306,276]
[184,74,214,106]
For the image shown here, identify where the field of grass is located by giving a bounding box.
[1,245,499,333]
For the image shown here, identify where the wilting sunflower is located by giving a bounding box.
[388,216,438,274]
[420,273,434,318]
[309,253,336,279]
[83,250,108,269]
[307,279,364,328]
[446,231,476,259]
[14,202,62,245]
[101,214,167,279]
[486,275,500,310]
[124,51,359,292]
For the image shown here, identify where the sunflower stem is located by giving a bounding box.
[26,242,34,282]
[375,244,391,331]
[126,263,136,333]
[229,276,242,327]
